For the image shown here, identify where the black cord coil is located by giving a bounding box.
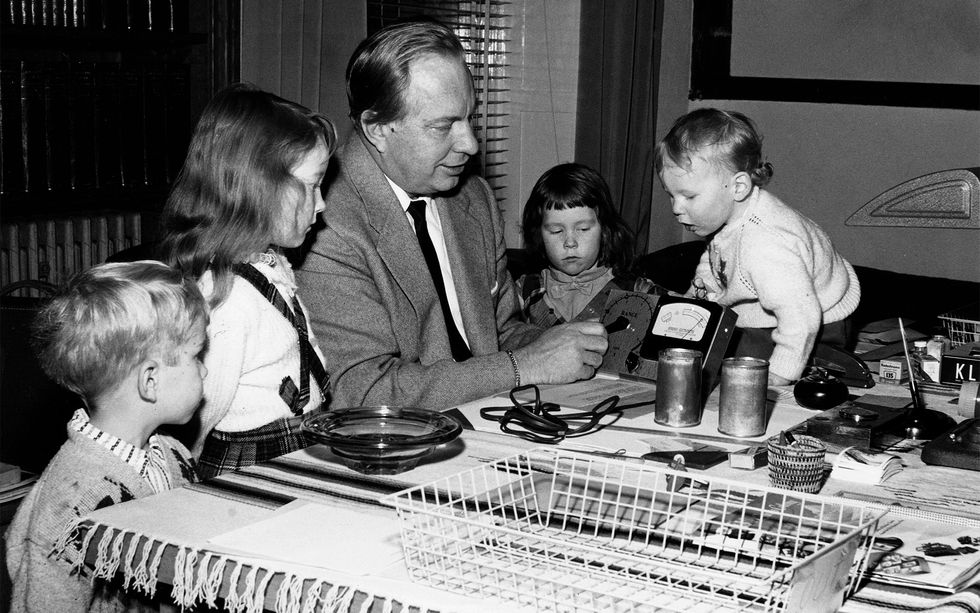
[480,384,622,444]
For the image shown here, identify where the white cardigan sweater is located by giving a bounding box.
[694,187,861,381]
[194,253,327,455]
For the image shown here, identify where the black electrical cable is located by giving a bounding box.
[479,384,624,444]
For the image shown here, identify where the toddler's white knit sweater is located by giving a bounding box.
[697,187,860,381]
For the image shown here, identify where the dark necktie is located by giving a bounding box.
[407,200,472,362]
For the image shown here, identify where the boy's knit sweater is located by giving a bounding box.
[697,187,860,381]
[4,420,197,612]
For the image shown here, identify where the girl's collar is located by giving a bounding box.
[248,248,281,268]
[542,265,614,322]
[245,249,297,293]
[547,263,610,285]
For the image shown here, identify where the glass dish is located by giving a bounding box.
[302,406,463,475]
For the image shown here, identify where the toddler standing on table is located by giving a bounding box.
[516,162,662,327]
[4,261,206,612]
[655,108,860,385]
[158,83,337,477]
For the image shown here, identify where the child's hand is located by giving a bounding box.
[632,276,668,296]
[691,260,723,301]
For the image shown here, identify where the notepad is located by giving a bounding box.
[831,447,903,484]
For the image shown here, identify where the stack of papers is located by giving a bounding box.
[865,514,980,593]
[832,447,903,484]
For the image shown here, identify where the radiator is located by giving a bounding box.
[0,212,142,297]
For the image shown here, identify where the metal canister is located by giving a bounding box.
[718,357,769,437]
[654,348,703,427]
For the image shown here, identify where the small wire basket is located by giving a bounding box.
[939,306,980,347]
[385,448,885,613]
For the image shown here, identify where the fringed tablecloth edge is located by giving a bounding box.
[74,520,427,613]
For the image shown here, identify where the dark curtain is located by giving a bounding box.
[574,1,662,256]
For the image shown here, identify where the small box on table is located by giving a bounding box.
[728,446,767,470]
[878,359,907,384]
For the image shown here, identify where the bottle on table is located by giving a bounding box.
[926,334,950,361]
[912,339,941,383]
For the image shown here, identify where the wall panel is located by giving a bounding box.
[654,1,980,281]
[241,0,363,135]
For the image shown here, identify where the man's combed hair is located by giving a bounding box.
[158,83,337,306]
[655,107,774,187]
[31,261,209,402]
[522,163,635,276]
[346,18,467,133]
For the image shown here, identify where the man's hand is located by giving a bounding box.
[513,321,608,385]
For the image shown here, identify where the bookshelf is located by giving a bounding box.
[0,0,239,222]
[0,2,239,479]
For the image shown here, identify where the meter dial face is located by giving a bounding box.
[650,302,712,342]
[603,293,655,338]
[601,293,656,374]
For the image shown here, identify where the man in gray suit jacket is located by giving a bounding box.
[297,20,608,410]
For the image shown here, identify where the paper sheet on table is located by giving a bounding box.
[505,373,656,409]
[208,500,403,575]
[857,393,913,410]
[857,319,929,343]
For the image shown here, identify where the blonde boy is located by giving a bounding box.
[656,109,860,384]
[4,261,208,612]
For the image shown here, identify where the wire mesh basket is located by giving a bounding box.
[939,306,980,347]
[385,448,885,613]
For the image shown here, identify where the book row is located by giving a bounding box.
[2,0,188,32]
[0,60,191,198]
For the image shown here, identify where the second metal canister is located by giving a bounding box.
[718,357,769,437]
[655,348,703,427]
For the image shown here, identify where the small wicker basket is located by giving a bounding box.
[767,435,827,494]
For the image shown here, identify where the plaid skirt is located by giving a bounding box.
[197,413,311,479]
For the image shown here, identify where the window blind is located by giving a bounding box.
[366,1,512,204]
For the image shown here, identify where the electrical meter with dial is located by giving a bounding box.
[640,295,738,391]
[598,291,737,391]
[649,301,713,342]
[599,291,657,375]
